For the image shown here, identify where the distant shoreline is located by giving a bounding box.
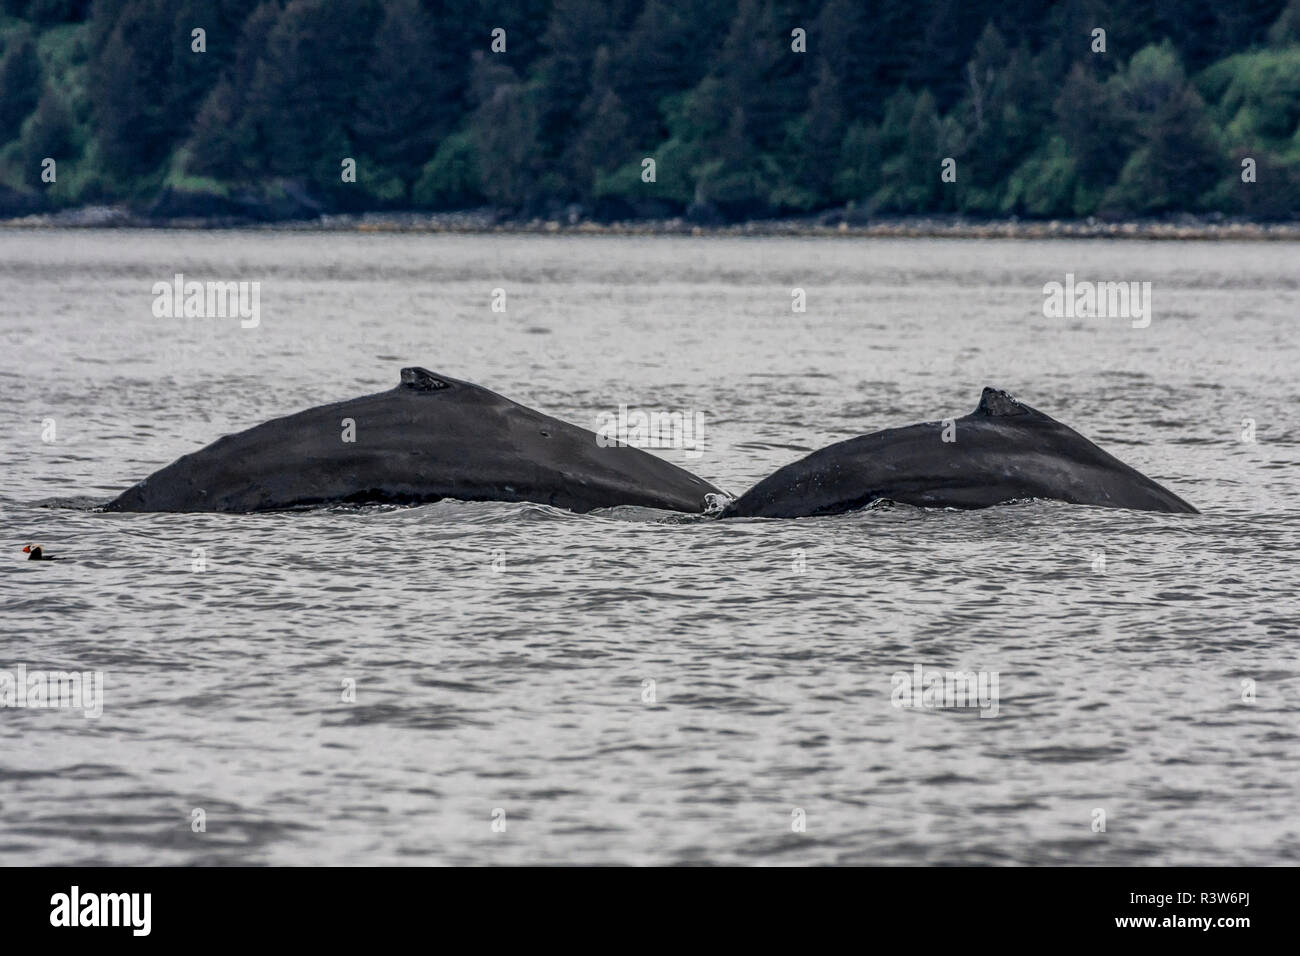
[3,205,1299,240]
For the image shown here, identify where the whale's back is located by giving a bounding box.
[106,369,721,514]
[722,388,1197,518]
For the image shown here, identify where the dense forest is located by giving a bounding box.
[2,0,1299,221]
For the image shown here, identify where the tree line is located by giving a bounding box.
[2,0,1299,220]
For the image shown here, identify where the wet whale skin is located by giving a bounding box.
[722,388,1198,518]
[105,368,722,514]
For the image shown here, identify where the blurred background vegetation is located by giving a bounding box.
[2,0,1299,220]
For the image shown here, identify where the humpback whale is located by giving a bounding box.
[105,367,721,514]
[721,388,1197,518]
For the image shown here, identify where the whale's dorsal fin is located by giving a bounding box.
[400,367,450,391]
[975,387,1032,417]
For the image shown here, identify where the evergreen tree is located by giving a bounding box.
[243,0,383,185]
[354,0,451,198]
[185,1,282,181]
[19,85,75,182]
[1,0,1297,217]
[947,23,1054,211]
[1103,42,1224,213]
[813,0,880,119]
[533,0,614,147]
[466,54,540,208]
[563,45,633,201]
[873,88,945,212]
[609,0,730,144]
[1055,63,1133,190]
[88,0,179,178]
[713,0,808,156]
[785,60,846,208]
[0,26,41,145]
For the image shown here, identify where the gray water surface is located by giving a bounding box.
[1,229,1297,865]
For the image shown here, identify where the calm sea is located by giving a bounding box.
[2,229,1297,865]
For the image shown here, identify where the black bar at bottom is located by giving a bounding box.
[0,865,1278,943]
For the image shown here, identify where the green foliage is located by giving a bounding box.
[1268,0,1300,45]
[1205,149,1300,217]
[183,2,281,182]
[1055,63,1133,190]
[17,83,73,182]
[872,89,945,213]
[244,0,381,185]
[413,132,482,208]
[0,24,40,142]
[786,61,846,207]
[353,0,456,198]
[591,157,651,204]
[1201,48,1300,147]
[560,45,635,199]
[1003,136,1078,217]
[0,0,1297,219]
[466,58,539,208]
[1101,44,1225,215]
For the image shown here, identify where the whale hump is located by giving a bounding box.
[400,367,451,391]
[975,387,1033,417]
